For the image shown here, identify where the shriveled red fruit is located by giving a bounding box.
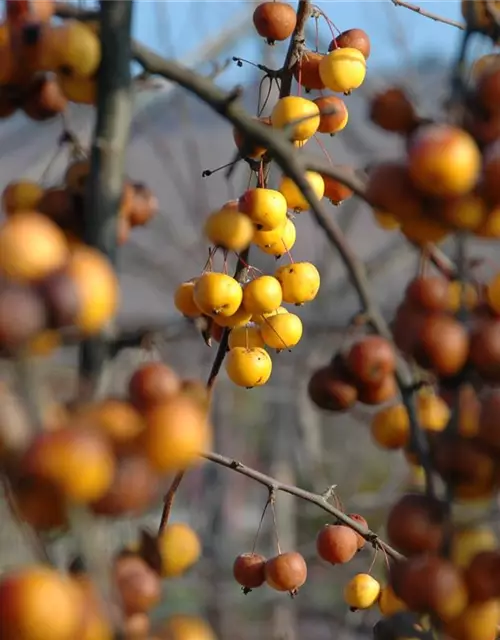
[348,513,368,550]
[464,550,500,602]
[321,169,354,204]
[293,51,324,91]
[307,365,358,412]
[414,314,469,377]
[128,362,181,410]
[357,374,398,405]
[406,276,450,312]
[253,2,297,44]
[265,552,307,593]
[346,336,396,385]
[233,553,266,590]
[316,524,358,564]
[370,87,417,134]
[330,28,371,59]
[386,493,446,555]
[395,555,468,622]
[478,391,500,451]
[469,319,500,382]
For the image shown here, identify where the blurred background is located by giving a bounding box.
[0,1,499,639]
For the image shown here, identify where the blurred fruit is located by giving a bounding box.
[321,169,354,204]
[0,282,47,351]
[140,395,211,472]
[22,426,115,503]
[357,374,397,405]
[2,179,43,215]
[49,20,101,78]
[129,362,181,411]
[414,314,469,377]
[128,183,158,227]
[0,565,84,640]
[11,475,67,532]
[58,73,96,105]
[370,404,409,450]
[158,615,216,640]
[204,206,254,252]
[158,523,201,578]
[66,245,119,335]
[233,116,270,159]
[386,493,446,555]
[174,280,200,318]
[0,211,69,283]
[407,124,481,197]
[444,598,500,640]
[370,87,417,134]
[378,585,407,617]
[22,72,67,120]
[308,364,358,412]
[346,336,396,385]
[113,554,161,616]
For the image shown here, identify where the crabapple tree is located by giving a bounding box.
[0,0,500,639]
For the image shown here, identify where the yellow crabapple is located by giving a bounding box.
[252,306,289,325]
[225,347,272,388]
[228,324,265,349]
[194,273,243,317]
[212,304,253,328]
[271,96,320,141]
[279,172,324,211]
[274,262,320,304]
[174,279,200,318]
[203,206,254,252]
[242,275,283,314]
[344,573,381,610]
[239,188,288,230]
[254,218,296,257]
[260,312,303,350]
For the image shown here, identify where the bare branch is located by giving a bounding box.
[78,1,133,395]
[391,0,466,30]
[203,451,403,562]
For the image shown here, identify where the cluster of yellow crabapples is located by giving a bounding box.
[0,1,104,119]
[0,355,217,640]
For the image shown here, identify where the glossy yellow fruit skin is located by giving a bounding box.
[319,47,367,93]
[343,573,381,609]
[158,523,201,578]
[243,275,283,314]
[252,306,289,325]
[260,313,303,350]
[239,188,288,231]
[279,172,325,211]
[254,218,297,256]
[378,585,407,617]
[271,96,320,141]
[274,262,320,304]
[203,207,254,252]
[193,273,243,317]
[225,347,272,388]
[212,304,252,328]
[174,280,200,318]
[228,324,264,349]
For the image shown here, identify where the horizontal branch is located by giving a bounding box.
[204,451,403,561]
[391,0,465,30]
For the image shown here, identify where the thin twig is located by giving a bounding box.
[158,471,186,535]
[203,451,403,561]
[391,0,466,30]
